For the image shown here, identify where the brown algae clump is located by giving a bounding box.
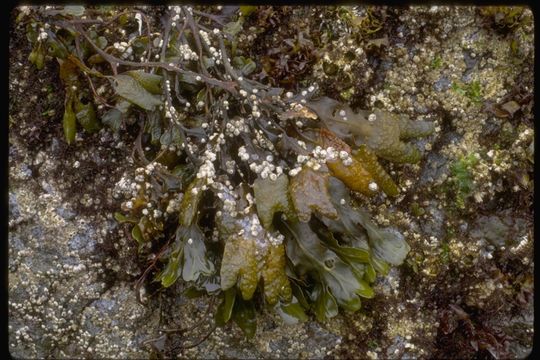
[24,5,435,338]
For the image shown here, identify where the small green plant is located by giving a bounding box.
[466,80,482,104]
[448,153,480,209]
[410,202,425,217]
[451,81,466,95]
[440,241,450,263]
[431,55,443,69]
[451,80,483,104]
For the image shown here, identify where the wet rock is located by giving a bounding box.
[376,267,401,297]
[9,143,18,157]
[481,116,503,137]
[413,100,429,114]
[94,299,117,313]
[470,215,508,247]
[79,283,159,358]
[469,212,528,248]
[9,192,20,220]
[461,50,479,82]
[166,289,344,359]
[502,304,534,358]
[40,179,54,194]
[68,227,97,255]
[421,203,446,239]
[55,205,76,220]
[304,321,342,354]
[418,152,449,187]
[433,76,451,92]
[9,234,25,253]
[18,163,32,180]
[386,335,406,358]
[50,137,61,153]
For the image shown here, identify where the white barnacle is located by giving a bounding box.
[343,158,353,166]
[289,167,302,177]
[238,146,250,161]
[368,182,379,191]
[37,30,48,41]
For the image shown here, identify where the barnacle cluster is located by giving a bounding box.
[25,5,434,337]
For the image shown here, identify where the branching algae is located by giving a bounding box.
[25,6,434,338]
